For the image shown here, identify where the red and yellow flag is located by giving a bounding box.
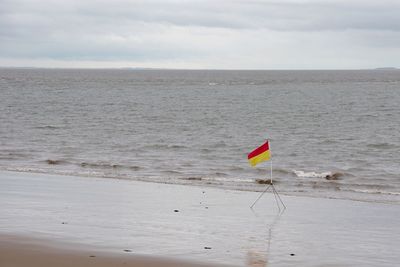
[248,141,271,167]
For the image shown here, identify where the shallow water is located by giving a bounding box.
[1,69,399,203]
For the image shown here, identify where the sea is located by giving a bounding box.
[1,68,399,203]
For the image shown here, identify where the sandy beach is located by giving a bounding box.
[1,171,399,267]
[0,234,231,267]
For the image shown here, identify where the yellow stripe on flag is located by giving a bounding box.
[248,141,271,167]
[248,150,270,167]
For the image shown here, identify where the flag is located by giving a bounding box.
[248,141,271,167]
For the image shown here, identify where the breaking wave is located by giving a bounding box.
[293,170,344,180]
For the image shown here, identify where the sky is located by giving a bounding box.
[0,0,399,69]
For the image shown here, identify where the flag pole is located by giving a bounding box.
[269,139,273,185]
[269,139,280,211]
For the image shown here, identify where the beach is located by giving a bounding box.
[1,171,399,267]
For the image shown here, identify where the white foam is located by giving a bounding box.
[346,188,400,196]
[293,170,331,178]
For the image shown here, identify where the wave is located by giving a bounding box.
[227,166,248,172]
[0,153,30,160]
[0,149,33,160]
[79,162,141,171]
[341,188,400,196]
[317,139,339,145]
[274,168,293,175]
[141,144,187,150]
[46,159,69,165]
[162,170,182,175]
[34,125,62,130]
[180,176,254,183]
[213,141,227,148]
[42,159,142,171]
[181,177,203,181]
[253,167,293,175]
[293,170,344,180]
[367,143,394,150]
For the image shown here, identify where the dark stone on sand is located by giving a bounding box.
[290,253,295,256]
[46,159,60,165]
[61,222,67,224]
[185,177,202,181]
[325,172,343,180]
[124,249,132,252]
[204,247,212,249]
[255,179,273,185]
[174,209,179,212]
[89,255,96,258]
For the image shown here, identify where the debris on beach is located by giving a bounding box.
[123,249,132,252]
[325,172,343,180]
[184,177,202,181]
[255,179,273,185]
[174,209,179,212]
[204,247,212,249]
[46,159,61,165]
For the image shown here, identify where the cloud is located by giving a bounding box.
[0,0,399,68]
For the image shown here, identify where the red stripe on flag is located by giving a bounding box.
[248,141,269,159]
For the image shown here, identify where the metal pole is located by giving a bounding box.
[272,185,281,212]
[272,184,286,210]
[270,154,273,185]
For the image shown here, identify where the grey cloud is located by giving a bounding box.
[2,0,400,32]
[0,0,399,67]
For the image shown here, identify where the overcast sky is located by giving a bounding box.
[1,0,399,69]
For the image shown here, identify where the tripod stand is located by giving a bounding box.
[250,182,286,211]
[250,154,286,211]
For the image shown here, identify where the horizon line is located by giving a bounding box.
[0,66,398,71]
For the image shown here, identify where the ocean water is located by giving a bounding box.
[1,69,399,203]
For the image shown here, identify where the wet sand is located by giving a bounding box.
[0,171,399,266]
[0,234,231,267]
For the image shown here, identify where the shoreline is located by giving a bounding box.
[1,171,399,266]
[1,168,398,205]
